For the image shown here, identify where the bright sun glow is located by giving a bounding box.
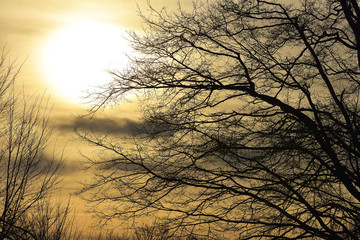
[42,19,131,104]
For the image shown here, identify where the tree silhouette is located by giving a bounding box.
[24,199,82,240]
[0,50,67,239]
[80,0,360,239]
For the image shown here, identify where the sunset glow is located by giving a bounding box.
[42,19,131,104]
[2,0,360,238]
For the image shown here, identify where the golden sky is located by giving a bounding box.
[0,0,191,230]
[0,0,191,102]
[0,0,148,166]
[1,0,139,103]
[0,0,191,136]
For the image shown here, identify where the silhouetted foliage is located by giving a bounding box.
[80,0,360,239]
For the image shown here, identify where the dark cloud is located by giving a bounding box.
[56,116,173,136]
[34,153,81,176]
[57,116,136,135]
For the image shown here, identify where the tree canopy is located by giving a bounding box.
[80,0,360,239]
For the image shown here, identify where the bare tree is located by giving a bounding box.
[0,50,65,239]
[80,0,360,239]
[23,199,82,240]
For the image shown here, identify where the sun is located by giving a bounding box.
[42,19,131,104]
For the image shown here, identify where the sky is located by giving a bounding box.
[0,0,191,112]
[0,0,191,231]
[1,0,141,102]
[0,0,148,175]
[0,0,190,154]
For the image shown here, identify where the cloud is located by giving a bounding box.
[56,116,173,136]
[34,152,82,176]
[57,117,136,135]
